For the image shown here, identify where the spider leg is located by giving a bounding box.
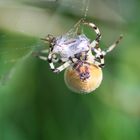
[47,57,57,71]
[90,45,105,67]
[41,34,56,49]
[47,51,74,73]
[32,52,48,60]
[81,20,103,66]
[50,55,81,73]
[48,60,72,73]
[94,54,105,67]
[32,49,49,61]
[92,35,123,67]
[87,51,104,67]
[47,53,59,70]
[102,35,123,55]
[55,56,81,72]
[82,21,101,42]
[41,34,55,43]
[73,19,101,42]
[95,54,105,67]
[93,61,104,67]
[40,49,49,53]
[38,56,48,61]
[53,60,72,73]
[37,34,55,62]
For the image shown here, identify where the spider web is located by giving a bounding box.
[61,0,90,37]
[0,0,90,86]
[0,31,45,85]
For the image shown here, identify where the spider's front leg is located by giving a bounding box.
[53,60,72,73]
[41,34,55,45]
[74,19,102,45]
[48,59,72,73]
[49,56,79,73]
[82,21,102,43]
[32,49,49,61]
[33,48,59,71]
[33,34,56,60]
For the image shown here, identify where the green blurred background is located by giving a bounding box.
[0,0,140,140]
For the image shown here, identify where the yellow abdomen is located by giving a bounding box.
[64,64,103,94]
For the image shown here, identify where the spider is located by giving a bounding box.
[34,19,122,93]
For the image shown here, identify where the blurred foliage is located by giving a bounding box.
[0,0,140,140]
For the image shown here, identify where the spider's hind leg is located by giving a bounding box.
[93,35,123,68]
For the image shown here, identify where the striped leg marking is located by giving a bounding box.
[83,22,101,42]
[93,35,123,67]
[103,35,123,55]
[48,52,72,73]
[91,45,105,67]
[37,49,49,60]
[52,61,72,73]
[50,61,71,73]
[74,19,101,42]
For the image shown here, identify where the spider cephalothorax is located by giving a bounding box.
[34,19,122,93]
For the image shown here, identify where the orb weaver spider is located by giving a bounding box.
[34,19,123,93]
